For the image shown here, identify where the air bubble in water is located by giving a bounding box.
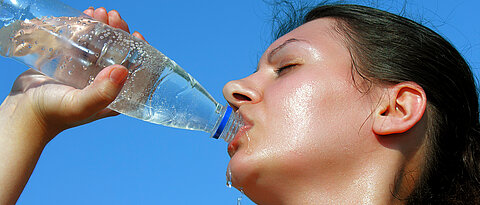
[88,76,95,84]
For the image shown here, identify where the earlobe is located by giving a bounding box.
[373,82,427,135]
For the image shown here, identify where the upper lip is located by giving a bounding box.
[227,110,252,156]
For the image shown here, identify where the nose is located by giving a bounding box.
[223,78,262,111]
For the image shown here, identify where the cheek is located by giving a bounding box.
[263,75,371,166]
[275,82,316,150]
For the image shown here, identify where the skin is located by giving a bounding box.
[0,8,144,205]
[223,18,428,204]
[0,9,428,205]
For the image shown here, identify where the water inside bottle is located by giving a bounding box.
[0,16,222,133]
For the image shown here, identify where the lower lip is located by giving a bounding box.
[228,125,250,154]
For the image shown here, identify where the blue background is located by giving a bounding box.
[0,0,478,204]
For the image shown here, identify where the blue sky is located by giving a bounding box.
[0,0,479,204]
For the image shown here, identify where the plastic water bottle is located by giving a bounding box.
[0,0,243,142]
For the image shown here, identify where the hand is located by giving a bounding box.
[0,7,143,205]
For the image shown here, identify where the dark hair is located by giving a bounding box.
[275,3,480,204]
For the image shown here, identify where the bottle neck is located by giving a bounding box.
[211,105,244,143]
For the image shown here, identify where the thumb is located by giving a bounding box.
[67,65,128,120]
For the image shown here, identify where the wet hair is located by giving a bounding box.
[273,3,480,204]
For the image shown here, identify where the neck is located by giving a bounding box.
[277,150,415,204]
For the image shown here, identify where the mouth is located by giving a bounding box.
[228,112,252,157]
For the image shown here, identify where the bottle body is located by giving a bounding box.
[0,0,243,140]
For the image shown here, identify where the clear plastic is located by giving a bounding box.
[0,0,243,142]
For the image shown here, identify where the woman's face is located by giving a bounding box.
[223,18,380,203]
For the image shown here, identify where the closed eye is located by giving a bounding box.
[275,64,298,76]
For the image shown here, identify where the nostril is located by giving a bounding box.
[233,93,252,101]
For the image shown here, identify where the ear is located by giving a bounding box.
[372,82,427,135]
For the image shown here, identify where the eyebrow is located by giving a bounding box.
[267,38,308,62]
[254,38,307,73]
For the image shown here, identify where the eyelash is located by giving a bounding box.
[275,64,298,75]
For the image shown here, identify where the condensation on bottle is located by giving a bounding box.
[0,0,243,142]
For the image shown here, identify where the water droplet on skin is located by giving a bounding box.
[95,53,99,57]
[83,66,88,71]
[48,48,53,52]
[245,132,252,154]
[226,164,233,188]
[68,70,73,75]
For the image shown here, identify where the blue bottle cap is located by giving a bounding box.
[212,106,232,139]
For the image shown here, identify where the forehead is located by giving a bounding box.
[263,18,346,59]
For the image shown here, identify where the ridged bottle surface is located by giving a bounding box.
[0,16,224,133]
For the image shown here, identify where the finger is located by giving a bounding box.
[107,10,130,33]
[74,108,121,126]
[83,7,94,17]
[132,31,147,43]
[91,108,121,121]
[93,7,109,24]
[64,65,128,120]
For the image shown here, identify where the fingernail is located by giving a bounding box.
[109,67,128,85]
[113,10,122,18]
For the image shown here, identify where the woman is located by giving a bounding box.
[224,4,480,204]
[1,4,479,205]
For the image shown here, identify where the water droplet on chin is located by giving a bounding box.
[226,164,233,188]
